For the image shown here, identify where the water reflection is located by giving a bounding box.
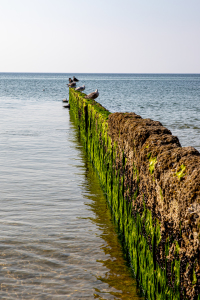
[71,116,144,300]
[0,97,143,299]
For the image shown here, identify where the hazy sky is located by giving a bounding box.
[1,0,200,73]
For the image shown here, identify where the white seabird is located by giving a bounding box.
[75,85,85,92]
[85,89,99,100]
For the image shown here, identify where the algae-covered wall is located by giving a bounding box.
[69,88,200,300]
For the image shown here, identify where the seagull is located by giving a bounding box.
[69,78,73,83]
[67,82,76,88]
[63,103,70,108]
[75,85,85,92]
[73,76,79,82]
[85,89,99,99]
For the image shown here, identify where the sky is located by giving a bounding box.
[0,0,200,73]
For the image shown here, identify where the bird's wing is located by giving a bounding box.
[85,92,95,98]
[68,83,75,87]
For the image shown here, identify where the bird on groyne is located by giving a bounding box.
[69,78,73,83]
[85,89,99,99]
[63,103,70,108]
[67,82,76,88]
[73,76,79,82]
[75,85,85,92]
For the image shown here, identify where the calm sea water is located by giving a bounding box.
[0,73,199,299]
[81,73,200,151]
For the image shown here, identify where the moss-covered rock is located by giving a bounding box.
[69,88,200,300]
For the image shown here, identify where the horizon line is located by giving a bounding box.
[0,72,200,75]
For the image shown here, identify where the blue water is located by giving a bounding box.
[79,73,200,151]
[1,73,199,150]
[0,73,199,299]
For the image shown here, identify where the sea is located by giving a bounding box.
[0,73,199,299]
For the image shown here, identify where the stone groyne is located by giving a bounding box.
[69,88,200,300]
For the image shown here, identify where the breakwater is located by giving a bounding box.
[69,88,200,300]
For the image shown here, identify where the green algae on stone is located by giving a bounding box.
[69,88,199,300]
[149,156,157,175]
[175,164,186,180]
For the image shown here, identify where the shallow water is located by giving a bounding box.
[0,73,199,299]
[0,78,143,299]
